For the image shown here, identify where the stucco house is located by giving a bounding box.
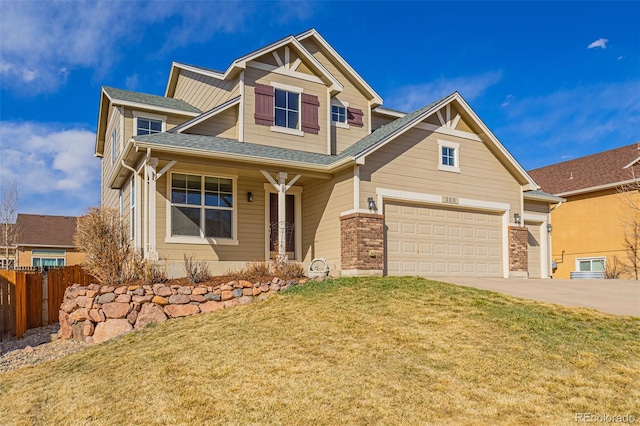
[528,143,640,279]
[14,214,85,268]
[95,29,560,278]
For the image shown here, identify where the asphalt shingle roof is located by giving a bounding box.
[16,214,78,247]
[528,143,640,195]
[103,86,201,114]
[133,93,451,168]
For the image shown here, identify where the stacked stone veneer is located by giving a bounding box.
[340,212,384,275]
[59,277,308,344]
[508,226,528,276]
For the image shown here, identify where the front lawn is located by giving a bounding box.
[0,277,638,425]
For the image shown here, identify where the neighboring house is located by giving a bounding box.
[95,29,561,279]
[528,143,640,279]
[14,214,85,268]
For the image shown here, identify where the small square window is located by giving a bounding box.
[437,140,460,173]
[442,147,456,167]
[274,89,299,130]
[332,105,346,123]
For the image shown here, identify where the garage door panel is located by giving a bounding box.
[386,201,503,277]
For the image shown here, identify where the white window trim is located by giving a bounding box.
[133,111,167,136]
[438,139,460,173]
[111,128,118,164]
[575,257,606,272]
[130,177,136,241]
[331,99,349,129]
[165,171,239,246]
[270,82,304,135]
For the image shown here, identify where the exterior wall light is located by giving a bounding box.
[247,192,253,203]
[368,196,377,212]
[547,223,553,233]
[514,212,521,225]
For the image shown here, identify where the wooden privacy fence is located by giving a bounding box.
[0,265,95,341]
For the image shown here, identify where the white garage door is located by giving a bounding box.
[385,201,503,277]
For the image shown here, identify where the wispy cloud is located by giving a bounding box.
[495,80,640,169]
[588,38,608,49]
[0,122,100,215]
[0,1,290,94]
[384,71,503,112]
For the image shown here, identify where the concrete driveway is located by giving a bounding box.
[436,277,640,317]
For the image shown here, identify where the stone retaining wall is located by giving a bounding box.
[59,277,309,344]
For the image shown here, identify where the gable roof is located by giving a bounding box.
[165,31,344,98]
[170,96,241,134]
[528,142,640,196]
[295,29,383,106]
[15,214,78,248]
[95,87,202,157]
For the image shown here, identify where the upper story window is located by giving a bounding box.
[137,118,162,135]
[274,89,299,130]
[437,140,460,173]
[254,83,319,137]
[133,111,166,136]
[332,105,346,123]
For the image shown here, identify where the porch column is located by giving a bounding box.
[148,157,158,260]
[261,170,301,262]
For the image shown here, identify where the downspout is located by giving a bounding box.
[143,148,151,259]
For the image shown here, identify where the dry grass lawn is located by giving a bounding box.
[0,277,638,425]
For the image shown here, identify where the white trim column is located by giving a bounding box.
[148,157,158,260]
[261,170,301,261]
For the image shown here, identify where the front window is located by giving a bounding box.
[171,173,234,239]
[136,118,162,135]
[274,89,299,130]
[577,257,605,272]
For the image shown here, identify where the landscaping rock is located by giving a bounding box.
[168,294,190,304]
[240,280,253,288]
[189,294,206,303]
[132,295,153,304]
[221,290,233,301]
[152,295,168,305]
[192,287,208,295]
[132,288,145,296]
[127,310,138,325]
[114,286,127,295]
[100,286,115,294]
[60,299,79,314]
[135,304,167,329]
[89,309,105,323]
[242,288,253,296]
[199,301,224,313]
[115,294,131,303]
[69,308,90,322]
[232,288,243,298]
[238,296,253,305]
[97,293,116,304]
[93,319,133,344]
[164,304,200,318]
[177,287,192,295]
[102,302,131,319]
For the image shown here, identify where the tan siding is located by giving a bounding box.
[17,248,84,268]
[301,170,353,272]
[173,70,239,112]
[184,106,238,138]
[300,39,371,153]
[101,106,123,203]
[155,162,266,264]
[371,112,395,131]
[360,128,522,215]
[243,66,328,154]
[524,200,550,214]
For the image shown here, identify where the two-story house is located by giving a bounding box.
[95,29,561,278]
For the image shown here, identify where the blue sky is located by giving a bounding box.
[0,1,638,216]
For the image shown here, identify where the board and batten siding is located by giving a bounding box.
[184,106,238,139]
[359,128,522,216]
[243,66,328,154]
[154,162,266,264]
[301,169,353,271]
[173,69,240,112]
[300,39,371,154]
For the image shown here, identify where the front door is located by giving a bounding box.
[269,193,295,259]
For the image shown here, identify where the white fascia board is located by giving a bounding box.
[173,97,241,134]
[107,99,200,118]
[451,93,538,189]
[296,29,383,106]
[523,193,566,203]
[95,89,109,156]
[556,179,637,197]
[373,107,406,118]
[172,61,226,80]
[623,156,640,169]
[372,107,482,141]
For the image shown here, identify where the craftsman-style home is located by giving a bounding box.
[95,29,560,278]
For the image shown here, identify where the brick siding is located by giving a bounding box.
[340,213,384,271]
[509,226,528,272]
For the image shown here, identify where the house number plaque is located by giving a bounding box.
[442,195,459,204]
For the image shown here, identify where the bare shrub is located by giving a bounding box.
[274,261,306,279]
[74,207,131,285]
[183,254,211,284]
[124,252,168,285]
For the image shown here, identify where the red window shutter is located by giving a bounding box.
[254,84,274,126]
[347,107,364,127]
[301,93,320,134]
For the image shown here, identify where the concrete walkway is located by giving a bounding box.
[436,277,640,317]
